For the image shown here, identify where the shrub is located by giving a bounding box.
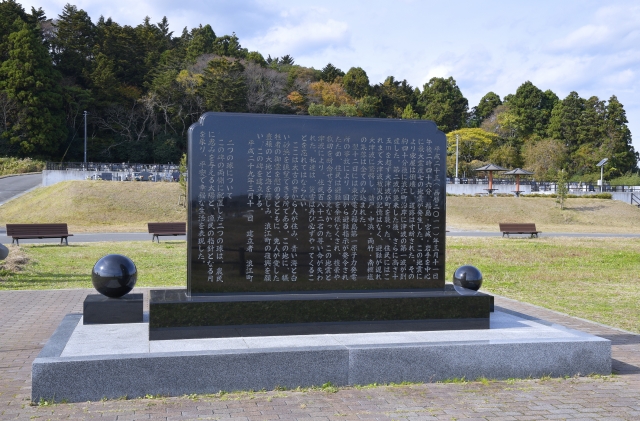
[0,158,46,176]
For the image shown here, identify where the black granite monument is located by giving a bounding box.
[149,113,492,339]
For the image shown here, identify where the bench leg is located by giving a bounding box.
[12,238,18,246]
[153,234,159,243]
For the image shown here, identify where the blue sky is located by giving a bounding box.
[20,0,640,156]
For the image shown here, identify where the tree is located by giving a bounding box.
[603,95,638,176]
[506,81,558,139]
[0,21,67,155]
[547,91,584,148]
[556,169,568,210]
[0,0,29,61]
[51,4,95,85]
[401,104,420,119]
[246,51,266,66]
[522,138,567,180]
[185,24,215,62]
[200,57,247,112]
[320,63,344,83]
[445,128,498,176]
[373,76,414,118]
[469,91,501,127]
[212,33,248,58]
[418,76,468,132]
[308,80,354,107]
[342,67,370,98]
[243,61,289,113]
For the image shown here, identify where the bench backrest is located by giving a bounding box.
[499,223,537,232]
[6,223,69,236]
[148,222,186,233]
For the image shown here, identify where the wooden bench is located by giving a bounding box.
[148,222,186,243]
[6,223,73,245]
[499,223,540,238]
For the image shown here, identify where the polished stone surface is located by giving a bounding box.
[0,243,8,260]
[187,113,447,294]
[83,294,143,325]
[91,254,137,298]
[149,286,493,338]
[32,308,611,402]
[453,264,483,292]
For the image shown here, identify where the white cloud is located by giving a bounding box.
[245,14,349,58]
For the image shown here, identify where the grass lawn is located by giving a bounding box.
[0,180,186,232]
[0,241,186,290]
[447,195,640,233]
[2,237,639,334]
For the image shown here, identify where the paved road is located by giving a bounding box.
[0,173,41,205]
[2,230,640,244]
[1,289,639,420]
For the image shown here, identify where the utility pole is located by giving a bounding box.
[83,111,88,166]
[455,134,459,181]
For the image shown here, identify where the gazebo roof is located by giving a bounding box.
[474,164,509,172]
[503,168,534,175]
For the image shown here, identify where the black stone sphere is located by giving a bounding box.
[0,243,8,261]
[453,265,483,291]
[91,254,137,298]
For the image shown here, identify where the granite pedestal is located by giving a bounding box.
[149,287,494,340]
[32,307,611,403]
[83,294,143,324]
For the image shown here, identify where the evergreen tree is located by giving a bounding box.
[547,91,584,147]
[373,76,414,118]
[472,91,502,126]
[185,24,216,62]
[506,81,558,138]
[200,57,247,112]
[51,4,95,85]
[604,95,638,175]
[418,76,468,132]
[0,21,67,155]
[343,67,370,98]
[320,63,344,83]
[0,0,28,61]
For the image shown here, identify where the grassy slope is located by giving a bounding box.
[3,182,640,234]
[447,195,640,233]
[0,181,186,232]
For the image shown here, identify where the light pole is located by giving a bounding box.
[596,158,608,193]
[83,111,89,166]
[455,134,459,182]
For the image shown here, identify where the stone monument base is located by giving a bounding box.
[83,294,143,324]
[149,286,494,340]
[31,308,611,403]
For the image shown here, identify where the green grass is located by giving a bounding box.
[447,237,640,333]
[0,241,186,290]
[2,236,640,334]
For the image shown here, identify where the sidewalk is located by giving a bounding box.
[1,288,639,420]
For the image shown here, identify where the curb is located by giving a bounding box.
[0,172,42,179]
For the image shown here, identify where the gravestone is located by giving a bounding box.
[149,113,492,339]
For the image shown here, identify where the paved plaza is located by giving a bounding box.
[1,288,640,420]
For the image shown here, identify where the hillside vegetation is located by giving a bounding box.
[2,181,640,233]
[0,181,186,232]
